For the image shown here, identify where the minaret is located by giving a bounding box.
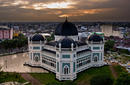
[88,33,104,66]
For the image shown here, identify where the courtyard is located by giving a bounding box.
[0,52,47,73]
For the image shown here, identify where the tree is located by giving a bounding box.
[0,71,4,83]
[90,75,114,85]
[115,72,130,85]
[118,49,130,55]
[0,33,28,49]
[104,40,115,52]
[46,33,55,42]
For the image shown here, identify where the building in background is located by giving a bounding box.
[101,24,113,37]
[101,24,123,38]
[0,26,13,40]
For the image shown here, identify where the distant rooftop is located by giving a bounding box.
[0,26,10,30]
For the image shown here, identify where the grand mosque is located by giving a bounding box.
[27,19,105,81]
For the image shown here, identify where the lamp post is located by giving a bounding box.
[5,60,7,69]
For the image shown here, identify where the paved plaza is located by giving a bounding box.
[0,52,48,73]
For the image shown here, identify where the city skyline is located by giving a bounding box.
[0,0,130,22]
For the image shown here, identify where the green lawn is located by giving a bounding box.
[75,66,114,85]
[0,65,126,85]
[0,72,27,83]
[31,72,60,85]
[113,65,127,77]
[31,66,114,85]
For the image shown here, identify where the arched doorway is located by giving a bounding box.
[63,65,69,74]
[34,55,39,62]
[94,56,98,62]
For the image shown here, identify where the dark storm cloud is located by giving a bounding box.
[0,0,129,21]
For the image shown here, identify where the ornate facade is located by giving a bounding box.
[27,20,105,81]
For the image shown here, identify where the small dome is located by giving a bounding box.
[88,33,103,42]
[56,38,76,48]
[55,19,78,36]
[31,34,45,41]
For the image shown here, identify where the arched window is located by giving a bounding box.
[64,65,69,74]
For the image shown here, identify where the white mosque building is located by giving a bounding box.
[27,19,105,81]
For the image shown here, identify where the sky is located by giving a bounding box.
[0,0,129,22]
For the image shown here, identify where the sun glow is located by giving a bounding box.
[44,2,74,9]
[31,1,76,10]
[59,8,114,17]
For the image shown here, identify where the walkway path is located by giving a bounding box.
[109,64,118,79]
[20,73,42,85]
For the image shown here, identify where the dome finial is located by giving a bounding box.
[65,16,68,22]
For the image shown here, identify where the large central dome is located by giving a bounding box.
[55,19,78,36]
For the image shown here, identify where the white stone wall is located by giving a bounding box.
[28,38,105,81]
[28,42,56,73]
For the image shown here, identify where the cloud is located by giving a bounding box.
[0,0,129,21]
[0,0,29,7]
[19,1,77,10]
[88,0,109,2]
